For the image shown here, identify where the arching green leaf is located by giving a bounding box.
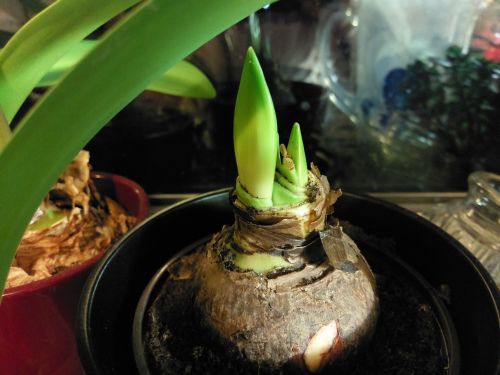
[0,0,140,123]
[38,40,216,99]
[0,0,274,297]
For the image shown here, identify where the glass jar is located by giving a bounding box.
[423,171,500,287]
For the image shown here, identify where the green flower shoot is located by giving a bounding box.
[234,46,278,209]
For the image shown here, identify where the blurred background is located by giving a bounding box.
[2,0,499,195]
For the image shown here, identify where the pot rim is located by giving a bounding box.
[77,189,500,375]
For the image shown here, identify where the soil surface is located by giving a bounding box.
[142,236,450,375]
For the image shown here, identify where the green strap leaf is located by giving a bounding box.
[0,0,140,123]
[36,40,95,88]
[38,40,216,99]
[0,111,10,150]
[0,0,274,296]
[234,47,278,207]
[146,60,216,99]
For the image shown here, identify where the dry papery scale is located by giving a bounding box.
[149,48,378,374]
[7,151,135,288]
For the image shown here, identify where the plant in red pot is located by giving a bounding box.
[0,151,149,374]
[0,0,273,373]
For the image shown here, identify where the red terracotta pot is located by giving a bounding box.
[0,172,149,375]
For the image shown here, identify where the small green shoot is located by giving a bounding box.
[27,210,67,231]
[273,122,308,205]
[286,122,308,187]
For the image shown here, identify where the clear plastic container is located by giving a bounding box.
[423,171,500,287]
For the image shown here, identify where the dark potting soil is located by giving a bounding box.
[143,243,449,375]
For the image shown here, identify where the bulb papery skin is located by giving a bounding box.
[232,170,334,253]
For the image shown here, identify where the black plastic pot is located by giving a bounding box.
[77,190,500,375]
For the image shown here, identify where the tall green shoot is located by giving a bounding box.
[234,47,278,209]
